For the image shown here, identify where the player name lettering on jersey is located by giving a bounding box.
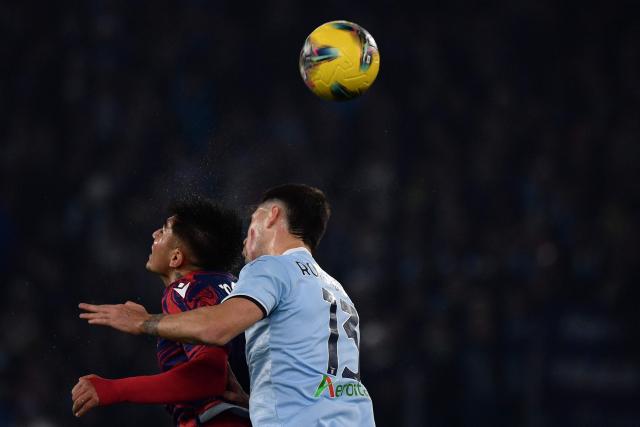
[217,282,234,295]
[295,261,319,276]
[295,261,343,292]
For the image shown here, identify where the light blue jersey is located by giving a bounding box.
[224,247,375,427]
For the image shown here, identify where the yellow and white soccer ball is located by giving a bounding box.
[299,20,380,101]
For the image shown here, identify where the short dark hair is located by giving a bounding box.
[261,184,331,251]
[168,196,243,273]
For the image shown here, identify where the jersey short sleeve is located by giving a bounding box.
[224,257,289,317]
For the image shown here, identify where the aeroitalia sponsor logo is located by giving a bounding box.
[314,375,335,397]
[313,375,370,399]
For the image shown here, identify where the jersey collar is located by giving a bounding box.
[168,270,199,288]
[281,247,311,256]
[167,270,232,288]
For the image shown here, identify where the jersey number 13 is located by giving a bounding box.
[322,288,360,381]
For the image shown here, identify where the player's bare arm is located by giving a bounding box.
[79,297,263,345]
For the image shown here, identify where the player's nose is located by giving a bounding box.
[152,228,160,239]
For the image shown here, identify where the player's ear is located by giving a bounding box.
[266,204,281,229]
[169,248,184,268]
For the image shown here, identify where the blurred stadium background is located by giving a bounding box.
[1,0,639,426]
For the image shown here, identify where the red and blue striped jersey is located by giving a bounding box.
[157,270,237,426]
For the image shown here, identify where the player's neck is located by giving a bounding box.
[258,221,310,257]
[272,235,310,256]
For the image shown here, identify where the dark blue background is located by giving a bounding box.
[0,0,638,426]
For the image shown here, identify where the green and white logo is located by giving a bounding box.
[313,375,370,399]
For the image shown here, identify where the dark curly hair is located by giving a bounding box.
[168,196,243,273]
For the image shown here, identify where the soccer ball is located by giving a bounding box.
[299,21,380,101]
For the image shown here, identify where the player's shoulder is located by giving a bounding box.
[243,254,290,273]
[240,255,300,287]
[168,271,236,305]
[255,249,316,267]
[190,271,237,287]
